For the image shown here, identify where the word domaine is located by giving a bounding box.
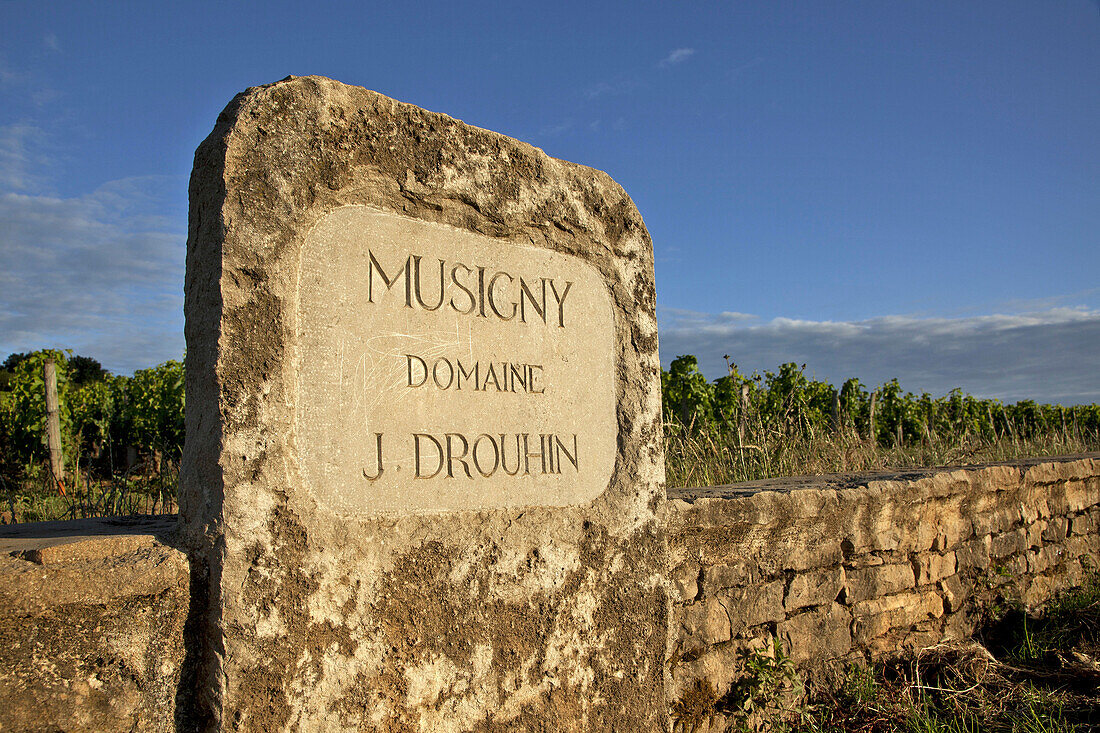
[406,354,544,394]
[367,250,574,327]
[360,432,579,480]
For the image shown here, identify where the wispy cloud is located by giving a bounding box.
[585,77,641,100]
[0,177,186,374]
[43,34,60,53]
[659,48,696,68]
[0,123,52,192]
[658,307,1100,405]
[538,120,574,137]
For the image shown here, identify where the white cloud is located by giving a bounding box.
[659,48,696,68]
[0,123,52,191]
[43,34,60,53]
[658,307,1100,405]
[0,176,186,374]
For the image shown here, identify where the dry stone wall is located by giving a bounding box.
[666,455,1100,709]
[1,456,1098,730]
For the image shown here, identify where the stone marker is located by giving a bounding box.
[180,76,666,731]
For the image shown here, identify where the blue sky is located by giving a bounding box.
[1,1,1098,403]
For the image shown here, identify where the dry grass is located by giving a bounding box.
[665,425,1099,489]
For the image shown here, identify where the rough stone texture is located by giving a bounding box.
[181,76,666,732]
[0,518,187,732]
[3,456,1098,730]
[667,454,1100,722]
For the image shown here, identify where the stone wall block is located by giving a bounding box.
[722,581,785,636]
[1026,521,1045,549]
[1024,461,1069,486]
[1065,481,1094,513]
[669,637,775,703]
[1064,534,1100,561]
[1006,555,1029,577]
[702,561,755,594]
[955,536,992,570]
[844,563,915,603]
[1070,512,1097,537]
[852,591,944,644]
[779,603,852,664]
[915,552,957,585]
[1027,545,1061,575]
[681,598,732,647]
[1044,485,1070,516]
[784,567,845,612]
[974,506,1021,536]
[1042,516,1069,543]
[779,537,845,573]
[1022,575,1059,608]
[938,574,967,613]
[990,528,1027,559]
[672,562,701,603]
[1065,558,1086,587]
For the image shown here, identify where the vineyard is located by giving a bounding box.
[663,355,1100,487]
[0,349,1097,522]
[0,350,183,522]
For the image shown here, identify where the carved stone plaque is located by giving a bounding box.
[295,206,617,516]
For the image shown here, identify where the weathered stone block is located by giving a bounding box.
[1070,512,1097,536]
[955,536,992,570]
[722,581,785,635]
[785,567,845,612]
[990,528,1028,559]
[702,561,755,593]
[1027,545,1061,575]
[973,506,1021,536]
[916,552,957,585]
[182,76,666,731]
[672,562,701,603]
[779,603,852,664]
[681,598,732,646]
[1026,521,1045,548]
[0,523,187,733]
[852,591,944,643]
[1065,533,1100,560]
[668,636,775,702]
[1066,481,1094,512]
[1042,516,1069,543]
[938,574,967,613]
[844,563,915,603]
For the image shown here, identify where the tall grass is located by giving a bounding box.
[1,458,178,523]
[665,421,1100,488]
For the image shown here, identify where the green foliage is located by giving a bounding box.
[0,349,185,521]
[725,645,804,722]
[0,349,75,469]
[69,355,108,386]
[123,359,185,459]
[663,355,714,431]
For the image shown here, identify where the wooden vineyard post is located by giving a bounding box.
[43,359,65,488]
[868,390,877,444]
